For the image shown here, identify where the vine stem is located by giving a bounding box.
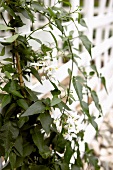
[26,22,49,39]
[1,13,8,26]
[63,31,74,103]
[15,50,24,87]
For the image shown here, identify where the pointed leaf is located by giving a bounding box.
[4,71,12,79]
[10,90,24,98]
[17,99,29,110]
[90,62,99,77]
[55,20,63,33]
[64,141,73,163]
[48,7,55,18]
[18,117,29,128]
[0,121,19,151]
[5,103,17,118]
[2,94,12,108]
[90,117,98,131]
[5,34,19,43]
[49,31,58,49]
[79,34,92,57]
[21,101,46,117]
[14,136,23,156]
[101,76,108,93]
[91,90,102,112]
[81,101,90,117]
[9,152,16,170]
[23,143,34,157]
[40,112,52,134]
[51,96,61,106]
[25,87,38,101]
[62,0,72,7]
[31,2,47,12]
[79,19,87,28]
[32,130,44,152]
[30,36,42,44]
[30,66,42,84]
[0,24,14,31]
[73,77,83,102]
[0,47,5,56]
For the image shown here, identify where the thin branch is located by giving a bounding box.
[1,13,8,26]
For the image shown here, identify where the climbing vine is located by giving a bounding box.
[0,0,106,169]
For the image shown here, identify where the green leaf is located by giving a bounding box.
[101,76,108,93]
[60,163,69,170]
[89,116,98,131]
[25,87,38,101]
[91,90,102,113]
[73,77,83,102]
[21,101,46,117]
[2,64,15,73]
[9,15,25,28]
[89,71,95,76]
[48,7,55,18]
[56,134,66,153]
[18,117,29,128]
[0,47,5,56]
[68,68,72,76]
[30,165,49,170]
[79,34,92,57]
[51,89,61,96]
[23,143,34,157]
[9,152,16,170]
[1,94,12,108]
[5,103,17,118]
[71,165,80,170]
[15,157,24,168]
[79,19,87,28]
[90,61,99,77]
[75,76,85,83]
[41,44,52,55]
[3,4,16,17]
[4,34,19,43]
[14,136,23,156]
[32,129,51,159]
[88,155,100,169]
[64,141,73,163]
[3,58,13,62]
[51,96,61,106]
[0,121,19,151]
[4,71,12,79]
[81,101,90,117]
[31,2,47,12]
[0,24,14,31]
[10,90,24,98]
[40,112,52,134]
[17,99,29,110]
[30,36,42,44]
[30,66,42,84]
[55,20,63,33]
[62,0,72,7]
[49,31,58,49]
[57,101,71,111]
[78,12,81,23]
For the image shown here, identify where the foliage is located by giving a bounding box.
[0,0,104,169]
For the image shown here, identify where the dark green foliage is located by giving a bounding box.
[0,0,104,169]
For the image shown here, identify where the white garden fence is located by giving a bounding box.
[0,0,113,168]
[24,0,113,143]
